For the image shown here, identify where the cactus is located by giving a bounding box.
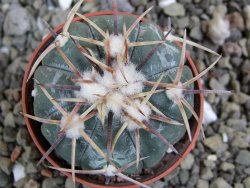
[23,0,229,187]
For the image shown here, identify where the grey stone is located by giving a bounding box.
[234,183,244,188]
[24,179,40,188]
[4,3,31,36]
[26,162,38,174]
[3,127,17,142]
[42,178,60,188]
[204,160,216,169]
[201,168,214,180]
[0,169,10,187]
[220,162,235,171]
[12,35,27,52]
[16,128,29,147]
[243,177,250,188]
[0,140,9,156]
[0,13,4,38]
[176,17,189,29]
[190,26,203,40]
[227,119,247,132]
[245,167,250,175]
[244,5,250,31]
[204,134,223,152]
[231,135,249,149]
[179,170,189,184]
[0,157,12,175]
[210,177,232,188]
[232,92,250,104]
[163,3,185,16]
[218,74,230,86]
[151,180,165,188]
[0,100,12,116]
[65,177,76,188]
[3,112,15,127]
[197,179,209,188]
[164,167,179,181]
[235,150,250,166]
[187,174,199,187]
[180,154,194,170]
[14,177,28,188]
[209,78,225,90]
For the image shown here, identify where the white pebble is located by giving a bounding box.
[203,100,218,125]
[207,12,230,45]
[58,0,73,11]
[159,0,176,8]
[13,163,26,182]
[222,132,229,143]
[207,154,217,161]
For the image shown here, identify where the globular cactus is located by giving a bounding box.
[23,0,227,187]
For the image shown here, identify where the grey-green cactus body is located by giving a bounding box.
[33,15,194,173]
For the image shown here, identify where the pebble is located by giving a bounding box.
[245,167,250,175]
[209,78,225,90]
[234,183,244,188]
[204,134,225,152]
[3,127,17,142]
[176,16,189,29]
[218,74,230,86]
[0,157,12,175]
[210,177,232,188]
[26,162,38,174]
[223,42,242,56]
[0,100,11,116]
[235,150,250,166]
[239,38,248,57]
[163,3,185,16]
[0,169,10,187]
[243,177,250,188]
[203,100,218,125]
[207,154,217,162]
[226,12,245,31]
[3,3,31,36]
[179,170,189,184]
[201,168,214,180]
[159,0,176,8]
[42,178,60,188]
[220,162,235,171]
[231,135,249,149]
[13,163,26,182]
[24,179,40,188]
[3,112,15,127]
[189,26,203,40]
[65,177,76,188]
[187,174,199,187]
[227,118,247,132]
[180,154,194,170]
[197,179,209,188]
[244,5,250,31]
[58,0,72,11]
[0,140,9,156]
[16,128,30,147]
[207,12,230,45]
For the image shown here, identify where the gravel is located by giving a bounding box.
[3,3,32,36]
[235,150,250,166]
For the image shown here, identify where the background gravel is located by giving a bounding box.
[0,0,250,187]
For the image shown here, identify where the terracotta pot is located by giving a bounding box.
[22,11,204,188]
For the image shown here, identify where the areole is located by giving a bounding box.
[22,11,204,188]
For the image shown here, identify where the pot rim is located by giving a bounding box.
[22,11,204,188]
